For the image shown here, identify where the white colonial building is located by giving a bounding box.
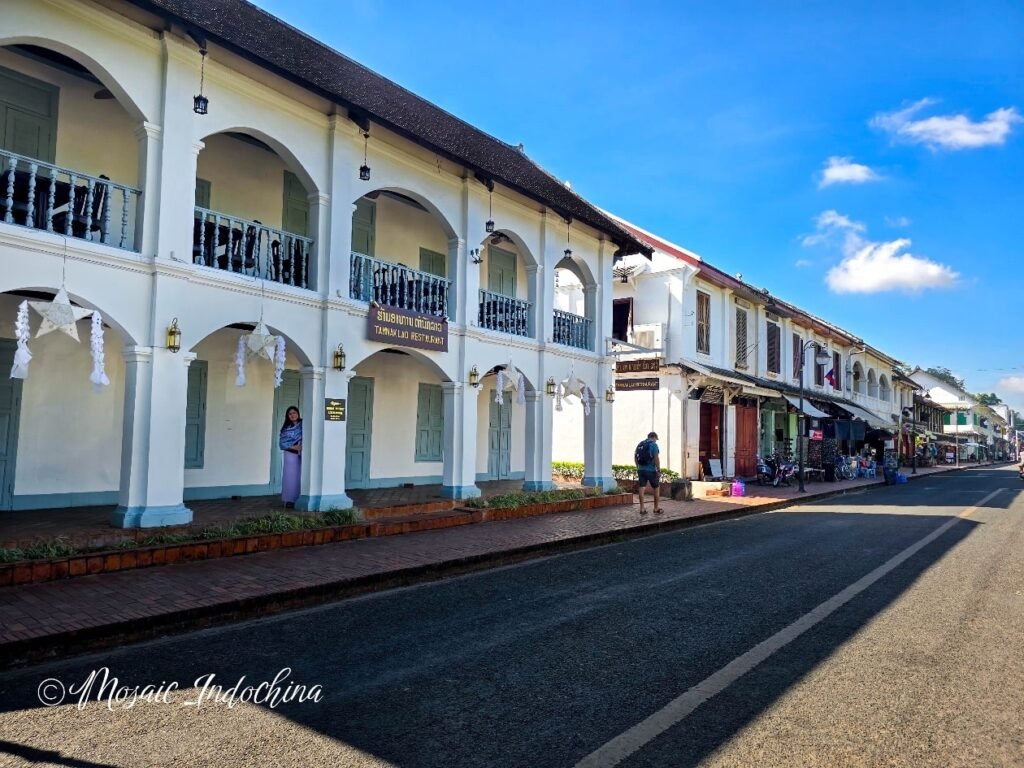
[0,0,649,526]
[554,215,916,481]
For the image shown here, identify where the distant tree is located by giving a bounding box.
[925,366,966,392]
[973,392,1003,406]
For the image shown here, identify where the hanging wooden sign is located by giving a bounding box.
[368,305,448,352]
[615,377,660,391]
[615,358,660,374]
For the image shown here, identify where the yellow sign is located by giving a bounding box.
[324,398,346,422]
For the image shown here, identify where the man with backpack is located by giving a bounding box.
[635,431,662,514]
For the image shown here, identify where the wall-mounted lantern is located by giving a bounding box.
[605,385,615,403]
[468,365,480,387]
[545,377,557,396]
[332,343,347,371]
[166,318,182,353]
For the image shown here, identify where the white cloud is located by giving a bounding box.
[997,376,1024,395]
[793,259,814,268]
[802,210,959,294]
[871,98,1022,150]
[826,238,959,294]
[885,215,912,227]
[818,156,881,188]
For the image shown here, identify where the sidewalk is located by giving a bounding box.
[0,464,970,668]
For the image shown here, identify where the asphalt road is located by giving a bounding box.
[1,466,1021,768]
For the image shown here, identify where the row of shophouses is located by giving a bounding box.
[551,218,1013,480]
[0,0,1010,528]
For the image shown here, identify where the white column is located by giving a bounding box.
[583,284,598,351]
[441,382,481,498]
[583,369,615,490]
[308,192,331,295]
[449,236,468,323]
[685,396,702,479]
[526,263,541,339]
[134,121,162,257]
[295,366,353,511]
[523,390,555,490]
[724,389,737,478]
[113,346,192,528]
[155,34,203,264]
[327,116,358,299]
[540,212,557,343]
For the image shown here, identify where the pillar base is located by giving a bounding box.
[582,476,617,491]
[296,494,353,512]
[440,484,481,499]
[522,480,557,492]
[111,504,193,529]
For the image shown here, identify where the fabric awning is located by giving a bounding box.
[783,395,830,419]
[839,402,892,430]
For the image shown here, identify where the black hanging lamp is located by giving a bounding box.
[564,219,572,259]
[193,48,209,115]
[485,187,495,233]
[359,130,371,181]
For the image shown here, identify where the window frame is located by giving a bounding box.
[766,320,781,374]
[735,306,748,369]
[696,290,711,355]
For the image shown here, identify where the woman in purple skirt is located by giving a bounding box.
[279,406,302,508]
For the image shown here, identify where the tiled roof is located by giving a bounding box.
[131,0,651,258]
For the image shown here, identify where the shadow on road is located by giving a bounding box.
[0,475,1016,768]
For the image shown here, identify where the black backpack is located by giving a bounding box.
[634,439,653,467]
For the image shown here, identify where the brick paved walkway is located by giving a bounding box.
[0,465,969,665]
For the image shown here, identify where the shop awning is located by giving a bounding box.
[783,395,830,419]
[839,402,892,430]
[682,359,751,388]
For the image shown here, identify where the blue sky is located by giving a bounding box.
[258,0,1023,408]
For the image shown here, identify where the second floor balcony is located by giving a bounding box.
[553,308,592,351]
[1,149,139,251]
[350,251,450,318]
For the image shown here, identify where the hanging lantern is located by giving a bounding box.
[605,385,615,403]
[359,130,371,181]
[468,365,480,387]
[545,377,556,396]
[166,318,182,353]
[564,218,572,258]
[332,343,347,371]
[193,49,209,115]
[485,187,495,232]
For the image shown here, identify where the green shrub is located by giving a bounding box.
[605,485,626,495]
[479,488,600,510]
[321,508,359,526]
[612,465,678,482]
[551,461,585,480]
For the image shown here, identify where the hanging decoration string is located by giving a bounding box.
[494,368,505,405]
[235,334,247,387]
[9,301,31,380]
[89,310,109,391]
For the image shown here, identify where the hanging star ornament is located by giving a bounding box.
[28,287,93,341]
[245,321,278,360]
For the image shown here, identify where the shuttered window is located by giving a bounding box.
[415,383,444,462]
[767,321,781,374]
[696,291,711,355]
[832,351,842,389]
[792,333,801,378]
[735,308,748,368]
[184,360,208,469]
[814,344,825,386]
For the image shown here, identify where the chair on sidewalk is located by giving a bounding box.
[862,460,877,479]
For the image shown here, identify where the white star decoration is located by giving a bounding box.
[246,321,278,360]
[28,288,93,341]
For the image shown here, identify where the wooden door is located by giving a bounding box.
[345,377,374,488]
[488,400,512,479]
[281,171,309,235]
[0,341,22,510]
[699,402,721,459]
[351,198,376,256]
[0,66,58,163]
[734,403,758,477]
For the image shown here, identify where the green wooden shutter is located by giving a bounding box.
[414,383,444,462]
[487,246,517,297]
[195,178,211,209]
[282,170,309,235]
[0,66,58,163]
[352,198,376,256]
[184,360,208,468]
[419,248,446,277]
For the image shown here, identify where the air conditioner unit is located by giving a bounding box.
[630,322,664,352]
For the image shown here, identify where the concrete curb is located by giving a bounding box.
[0,464,985,669]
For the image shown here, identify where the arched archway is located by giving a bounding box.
[852,361,865,394]
[0,287,136,511]
[476,229,540,339]
[552,253,597,351]
[867,368,878,398]
[193,128,322,289]
[0,41,146,249]
[879,374,891,402]
[349,187,458,318]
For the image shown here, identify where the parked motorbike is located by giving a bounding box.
[755,455,775,486]
[775,456,797,487]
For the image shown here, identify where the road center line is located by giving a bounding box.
[573,487,1005,768]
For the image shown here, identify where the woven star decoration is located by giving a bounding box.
[246,321,278,360]
[28,288,93,341]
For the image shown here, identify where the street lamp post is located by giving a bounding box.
[797,341,832,493]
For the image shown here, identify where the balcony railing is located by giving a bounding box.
[350,251,450,318]
[1,149,140,250]
[478,289,531,337]
[552,309,592,350]
[194,207,313,289]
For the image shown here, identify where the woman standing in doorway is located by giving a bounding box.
[279,406,302,508]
